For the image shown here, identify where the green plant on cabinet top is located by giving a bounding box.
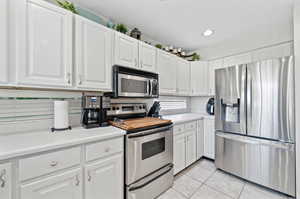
[55,0,78,14]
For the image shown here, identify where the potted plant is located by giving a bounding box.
[115,24,128,34]
[55,0,78,14]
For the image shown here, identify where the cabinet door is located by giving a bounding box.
[173,133,186,175]
[0,0,9,85]
[20,169,82,199]
[185,130,197,166]
[17,0,73,87]
[204,119,215,159]
[139,42,157,72]
[157,51,177,95]
[190,61,209,96]
[85,153,123,199]
[114,32,139,68]
[0,163,12,199]
[196,120,204,159]
[208,59,223,96]
[75,15,113,91]
[177,59,191,96]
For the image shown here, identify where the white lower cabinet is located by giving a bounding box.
[196,120,204,159]
[20,169,82,199]
[173,121,197,175]
[173,133,186,174]
[0,163,12,199]
[85,153,123,199]
[203,119,215,160]
[185,130,197,166]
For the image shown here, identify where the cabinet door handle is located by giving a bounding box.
[140,61,143,67]
[75,175,80,186]
[105,147,111,153]
[87,171,92,182]
[0,169,6,188]
[67,73,71,84]
[50,161,58,167]
[134,59,138,67]
[78,75,82,85]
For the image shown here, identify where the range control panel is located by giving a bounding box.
[107,103,147,116]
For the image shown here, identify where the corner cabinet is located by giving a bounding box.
[190,61,209,96]
[75,15,113,91]
[0,163,12,199]
[176,58,191,96]
[16,0,73,88]
[114,32,139,69]
[0,0,9,85]
[85,153,123,199]
[157,50,177,95]
[20,169,82,199]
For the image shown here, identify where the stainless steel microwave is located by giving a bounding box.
[113,65,159,98]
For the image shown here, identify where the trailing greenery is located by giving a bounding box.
[115,24,128,34]
[155,44,163,49]
[192,53,200,61]
[55,0,78,14]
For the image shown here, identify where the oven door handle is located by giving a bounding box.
[128,164,173,192]
[127,125,173,139]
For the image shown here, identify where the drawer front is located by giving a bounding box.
[173,124,185,135]
[19,147,81,181]
[184,121,197,131]
[86,137,123,162]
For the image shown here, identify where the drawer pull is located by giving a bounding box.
[75,175,80,186]
[105,147,111,153]
[87,171,92,182]
[50,161,58,167]
[0,169,6,188]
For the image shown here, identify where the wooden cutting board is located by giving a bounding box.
[109,117,172,131]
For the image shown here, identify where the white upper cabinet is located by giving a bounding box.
[17,0,73,87]
[20,169,82,199]
[85,154,123,199]
[223,53,251,67]
[0,0,8,85]
[114,32,139,69]
[251,42,293,62]
[190,61,209,96]
[176,58,190,96]
[75,15,113,91]
[0,163,12,199]
[208,59,223,96]
[139,42,157,72]
[157,50,177,95]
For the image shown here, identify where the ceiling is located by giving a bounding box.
[73,0,294,51]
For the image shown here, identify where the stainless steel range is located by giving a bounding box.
[108,103,174,199]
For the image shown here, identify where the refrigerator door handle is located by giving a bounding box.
[240,65,247,133]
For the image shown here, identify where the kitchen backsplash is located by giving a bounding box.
[0,89,82,135]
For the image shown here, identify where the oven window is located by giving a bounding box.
[142,138,165,160]
[121,78,148,94]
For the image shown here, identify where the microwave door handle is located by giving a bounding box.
[149,79,153,97]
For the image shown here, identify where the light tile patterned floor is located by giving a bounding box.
[158,159,293,199]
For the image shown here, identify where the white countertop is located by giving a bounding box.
[163,113,215,124]
[0,126,125,161]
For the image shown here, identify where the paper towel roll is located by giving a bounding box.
[54,101,69,130]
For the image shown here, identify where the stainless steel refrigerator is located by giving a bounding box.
[215,56,295,197]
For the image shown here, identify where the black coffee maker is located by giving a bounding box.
[82,95,110,128]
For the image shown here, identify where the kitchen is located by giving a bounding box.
[0,0,298,199]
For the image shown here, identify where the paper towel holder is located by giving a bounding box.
[51,126,72,133]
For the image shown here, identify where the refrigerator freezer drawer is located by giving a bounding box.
[215,133,296,196]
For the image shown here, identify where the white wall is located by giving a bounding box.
[190,97,211,115]
[294,1,300,197]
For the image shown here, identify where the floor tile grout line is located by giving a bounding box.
[237,181,246,199]
[171,188,189,199]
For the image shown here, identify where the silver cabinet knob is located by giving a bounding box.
[50,161,58,167]
[105,147,111,153]
[0,169,6,188]
[75,175,80,186]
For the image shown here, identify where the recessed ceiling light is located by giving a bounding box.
[203,29,214,37]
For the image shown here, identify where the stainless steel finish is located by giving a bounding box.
[107,103,147,116]
[215,132,295,196]
[127,164,174,199]
[83,96,101,109]
[118,74,150,97]
[126,125,173,185]
[215,56,295,197]
[246,56,295,142]
[215,65,246,134]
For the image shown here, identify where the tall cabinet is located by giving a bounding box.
[176,58,191,96]
[190,61,209,96]
[16,0,73,88]
[75,15,113,91]
[0,0,9,85]
[208,59,223,96]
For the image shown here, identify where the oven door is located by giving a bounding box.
[126,125,173,185]
[118,74,150,97]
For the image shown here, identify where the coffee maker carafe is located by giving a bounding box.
[82,95,110,128]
